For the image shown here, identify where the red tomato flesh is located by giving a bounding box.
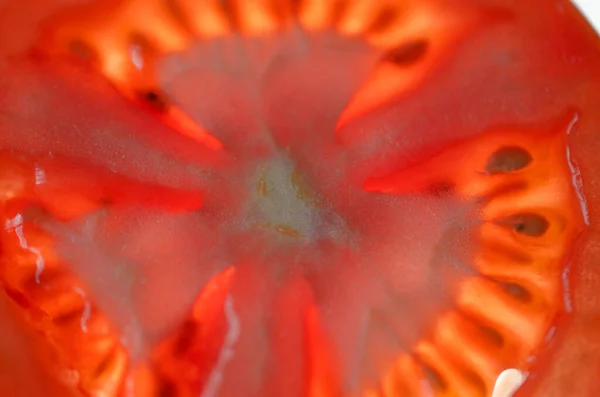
[0,1,599,397]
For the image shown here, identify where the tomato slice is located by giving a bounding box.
[0,1,599,397]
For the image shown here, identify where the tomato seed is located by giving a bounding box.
[138,89,169,111]
[422,363,448,391]
[383,39,429,66]
[478,325,505,348]
[501,282,533,303]
[367,5,401,35]
[486,146,532,174]
[158,378,177,397]
[510,213,549,237]
[464,369,488,395]
[425,181,455,198]
[68,39,98,62]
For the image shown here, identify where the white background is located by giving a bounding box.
[573,0,600,31]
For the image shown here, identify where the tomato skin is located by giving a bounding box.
[0,0,599,396]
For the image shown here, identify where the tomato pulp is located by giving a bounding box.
[0,1,599,396]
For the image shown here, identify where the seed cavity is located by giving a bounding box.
[422,363,447,391]
[173,320,197,356]
[478,325,505,348]
[4,287,30,309]
[382,39,429,66]
[217,0,242,31]
[497,213,549,237]
[158,378,177,397]
[425,181,455,198]
[164,0,190,33]
[500,282,532,303]
[331,0,352,27]
[68,39,98,62]
[138,90,169,111]
[92,345,118,379]
[367,6,401,35]
[464,370,487,396]
[485,147,532,174]
[52,306,86,326]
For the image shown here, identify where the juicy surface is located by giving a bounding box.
[0,1,599,397]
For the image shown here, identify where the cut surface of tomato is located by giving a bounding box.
[0,1,599,397]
